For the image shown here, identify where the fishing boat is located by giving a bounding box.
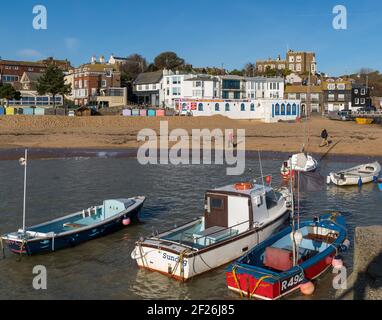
[131,181,292,281]
[281,153,318,179]
[328,162,381,186]
[225,212,348,300]
[1,150,146,256]
[355,118,373,125]
[227,153,349,300]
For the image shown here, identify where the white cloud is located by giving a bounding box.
[17,49,43,59]
[65,37,80,51]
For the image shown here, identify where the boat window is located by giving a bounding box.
[266,191,281,210]
[210,198,224,210]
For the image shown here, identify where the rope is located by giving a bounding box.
[231,266,244,298]
[138,242,148,268]
[249,275,273,300]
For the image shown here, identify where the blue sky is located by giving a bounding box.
[0,0,381,75]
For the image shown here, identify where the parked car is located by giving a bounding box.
[68,110,75,117]
[356,106,377,113]
[328,110,352,121]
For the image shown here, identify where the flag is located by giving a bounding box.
[19,157,26,166]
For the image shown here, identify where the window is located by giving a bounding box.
[361,88,366,95]
[241,103,245,111]
[328,94,335,101]
[287,104,291,115]
[337,83,345,90]
[328,84,335,90]
[182,103,187,110]
[360,98,366,104]
[289,56,295,63]
[275,104,280,115]
[215,103,220,111]
[172,87,181,96]
[250,103,255,111]
[1,75,19,82]
[145,84,149,90]
[355,98,360,105]
[101,80,107,88]
[289,64,295,71]
[292,104,297,115]
[195,81,203,88]
[172,76,181,84]
[152,84,156,90]
[296,56,302,62]
[296,64,301,72]
[281,104,286,115]
[354,89,359,95]
[84,80,88,88]
[106,70,112,77]
[338,94,345,101]
[210,198,224,210]
[198,103,204,111]
[225,103,230,112]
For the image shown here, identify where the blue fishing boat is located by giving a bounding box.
[1,150,146,256]
[226,213,348,300]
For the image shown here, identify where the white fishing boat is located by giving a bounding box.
[328,162,381,186]
[131,181,292,281]
[281,153,318,178]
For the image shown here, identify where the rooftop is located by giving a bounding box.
[134,70,163,85]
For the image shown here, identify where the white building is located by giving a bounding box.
[176,98,301,123]
[245,77,284,99]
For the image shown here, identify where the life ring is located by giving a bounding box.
[234,182,253,190]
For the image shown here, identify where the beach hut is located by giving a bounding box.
[156,109,165,117]
[122,109,132,116]
[34,108,45,115]
[165,109,175,116]
[147,109,156,117]
[5,107,15,115]
[0,106,5,116]
[140,109,147,117]
[17,108,24,115]
[132,109,140,116]
[75,106,92,116]
[23,108,34,115]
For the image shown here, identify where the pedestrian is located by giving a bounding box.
[320,129,329,147]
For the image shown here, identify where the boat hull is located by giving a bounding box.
[132,211,289,281]
[3,202,144,256]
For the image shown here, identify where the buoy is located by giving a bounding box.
[325,256,333,265]
[358,177,363,187]
[332,256,344,269]
[326,176,331,185]
[300,280,315,296]
[340,239,351,252]
[266,175,272,184]
[122,218,131,226]
[373,176,378,183]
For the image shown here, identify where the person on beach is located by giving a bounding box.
[320,129,329,147]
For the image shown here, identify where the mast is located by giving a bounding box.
[22,149,27,233]
[289,161,297,265]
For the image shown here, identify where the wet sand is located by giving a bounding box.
[0,115,381,157]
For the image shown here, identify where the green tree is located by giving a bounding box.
[0,83,21,106]
[36,64,71,110]
[154,51,185,70]
[120,54,148,83]
[229,69,244,76]
[244,63,256,77]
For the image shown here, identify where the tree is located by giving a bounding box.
[146,63,159,72]
[282,68,292,77]
[120,54,148,83]
[36,64,71,110]
[264,66,277,77]
[229,69,244,76]
[0,83,21,106]
[244,63,256,77]
[154,51,185,70]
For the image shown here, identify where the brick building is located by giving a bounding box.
[70,56,121,106]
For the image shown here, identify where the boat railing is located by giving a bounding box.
[187,219,252,247]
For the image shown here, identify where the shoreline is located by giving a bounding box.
[0,147,381,163]
[1,115,382,160]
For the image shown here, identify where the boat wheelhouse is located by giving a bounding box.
[131,182,292,281]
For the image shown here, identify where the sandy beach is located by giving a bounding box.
[0,115,381,156]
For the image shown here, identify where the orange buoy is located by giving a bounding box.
[234,182,253,191]
[300,281,315,296]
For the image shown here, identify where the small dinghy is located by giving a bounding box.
[226,213,348,300]
[131,181,292,281]
[281,153,318,179]
[329,162,381,186]
[1,150,146,256]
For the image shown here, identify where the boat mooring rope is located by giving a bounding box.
[231,266,244,298]
[249,275,273,300]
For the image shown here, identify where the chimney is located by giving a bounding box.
[91,55,97,64]
[99,55,105,64]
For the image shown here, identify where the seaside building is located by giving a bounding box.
[284,85,323,114]
[176,98,301,123]
[133,70,164,107]
[321,78,353,112]
[256,50,317,75]
[70,56,121,106]
[245,77,284,99]
[351,84,371,110]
